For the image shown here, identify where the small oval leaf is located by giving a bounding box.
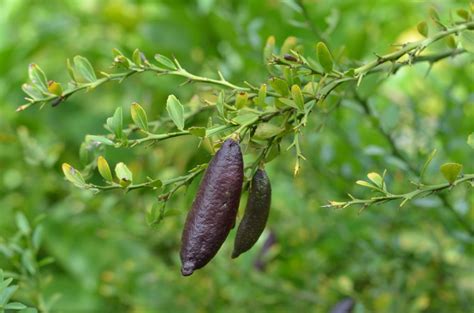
[97,156,113,182]
[62,163,87,188]
[115,162,133,187]
[166,95,185,131]
[367,172,383,187]
[154,54,177,70]
[73,55,97,83]
[291,85,305,111]
[131,102,148,131]
[316,42,333,72]
[28,64,48,92]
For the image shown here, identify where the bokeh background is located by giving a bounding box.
[0,0,473,312]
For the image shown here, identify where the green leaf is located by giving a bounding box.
[256,84,267,107]
[130,102,148,131]
[0,285,18,305]
[232,112,259,125]
[66,58,77,82]
[21,83,44,100]
[440,162,463,184]
[460,30,474,53]
[115,162,133,187]
[107,107,123,139]
[32,225,43,251]
[216,91,226,118]
[446,35,457,49]
[280,36,297,56]
[132,48,142,67]
[429,7,441,22]
[417,21,429,37]
[73,55,97,82]
[269,77,289,96]
[97,156,113,182]
[28,64,48,92]
[263,35,275,61]
[291,85,305,111]
[62,163,87,188]
[467,133,474,149]
[316,42,333,72]
[456,9,469,20]
[154,54,177,70]
[278,97,298,109]
[235,92,249,109]
[166,95,185,131]
[188,127,206,138]
[367,172,383,187]
[302,81,318,95]
[253,123,283,140]
[0,277,13,292]
[21,250,36,275]
[85,135,115,146]
[15,213,30,235]
[4,302,27,310]
[356,180,379,190]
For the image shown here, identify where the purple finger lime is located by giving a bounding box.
[180,138,243,276]
[232,168,271,258]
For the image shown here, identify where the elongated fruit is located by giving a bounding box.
[180,138,243,276]
[232,168,271,258]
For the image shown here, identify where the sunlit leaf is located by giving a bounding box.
[61,163,87,188]
[115,162,133,187]
[131,102,148,131]
[97,156,113,182]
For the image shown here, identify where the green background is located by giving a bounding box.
[0,0,472,312]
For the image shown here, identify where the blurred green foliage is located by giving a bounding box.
[0,0,473,312]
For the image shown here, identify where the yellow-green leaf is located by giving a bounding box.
[263,36,275,61]
[256,84,267,107]
[316,42,333,72]
[417,21,429,38]
[367,172,383,187]
[62,163,87,188]
[131,102,148,131]
[269,77,289,96]
[291,85,305,111]
[188,126,206,138]
[280,36,297,56]
[47,81,63,96]
[235,92,249,109]
[115,162,133,187]
[97,156,113,182]
[440,162,463,184]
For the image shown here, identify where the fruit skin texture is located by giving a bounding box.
[180,138,243,276]
[232,168,271,259]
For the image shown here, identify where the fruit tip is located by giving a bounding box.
[181,262,195,276]
[231,250,240,259]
